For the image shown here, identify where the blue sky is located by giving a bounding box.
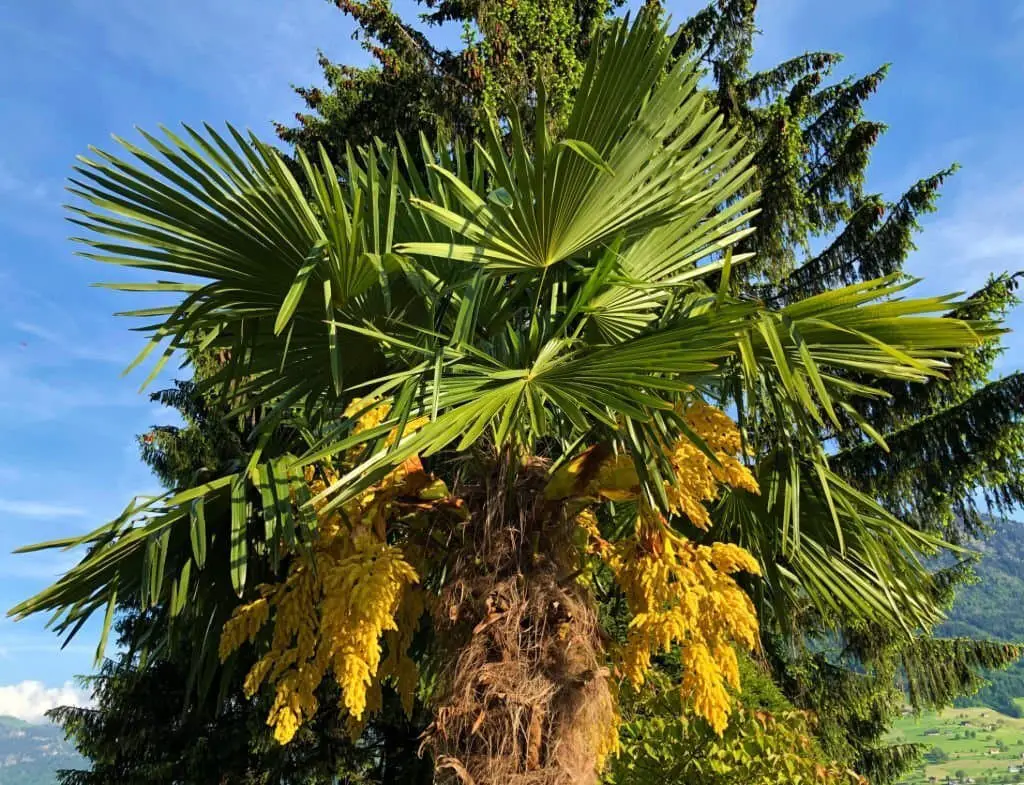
[0,0,1022,719]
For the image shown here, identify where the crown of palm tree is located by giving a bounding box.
[9,11,992,676]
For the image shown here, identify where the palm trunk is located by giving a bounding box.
[422,454,615,785]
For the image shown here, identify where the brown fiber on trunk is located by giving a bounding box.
[526,706,544,770]
[421,453,615,785]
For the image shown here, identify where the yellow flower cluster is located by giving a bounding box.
[340,397,429,469]
[550,400,758,530]
[349,397,391,430]
[664,401,759,529]
[595,704,623,771]
[683,399,743,455]
[219,596,270,658]
[583,403,762,735]
[218,397,436,745]
[379,585,426,717]
[603,521,759,734]
[219,529,419,744]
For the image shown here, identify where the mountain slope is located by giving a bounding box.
[939,516,1024,716]
[0,716,85,785]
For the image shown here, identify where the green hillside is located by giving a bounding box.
[889,518,1024,784]
[940,517,1024,717]
[0,716,85,785]
[890,706,1024,784]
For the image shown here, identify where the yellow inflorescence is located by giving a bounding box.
[584,402,762,735]
[664,401,759,529]
[595,703,623,772]
[219,597,270,659]
[551,401,758,530]
[379,585,426,718]
[219,397,430,745]
[340,397,429,468]
[220,528,419,744]
[602,521,760,734]
[344,397,391,441]
[220,394,761,749]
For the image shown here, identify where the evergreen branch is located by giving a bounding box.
[743,51,841,104]
[833,373,1024,535]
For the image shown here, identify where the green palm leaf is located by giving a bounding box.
[8,10,996,667]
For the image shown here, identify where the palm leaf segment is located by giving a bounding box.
[9,12,992,657]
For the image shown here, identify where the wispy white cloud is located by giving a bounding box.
[62,0,359,133]
[13,321,128,365]
[0,313,150,421]
[0,680,92,723]
[0,160,61,240]
[750,0,894,68]
[0,629,94,658]
[0,499,86,518]
[910,177,1024,297]
[4,552,83,581]
[0,365,147,422]
[0,161,52,203]
[12,322,62,344]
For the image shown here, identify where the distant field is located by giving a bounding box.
[890,706,1024,784]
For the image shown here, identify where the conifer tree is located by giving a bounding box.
[26,3,1022,784]
[673,3,1024,781]
[275,0,618,155]
[277,2,1024,782]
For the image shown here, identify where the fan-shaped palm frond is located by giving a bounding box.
[714,457,953,632]
[9,11,993,671]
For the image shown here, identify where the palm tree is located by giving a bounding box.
[10,12,992,785]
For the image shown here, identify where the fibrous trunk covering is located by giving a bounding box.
[423,456,617,785]
[217,402,763,783]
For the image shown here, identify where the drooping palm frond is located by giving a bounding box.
[9,11,995,663]
[714,458,953,632]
